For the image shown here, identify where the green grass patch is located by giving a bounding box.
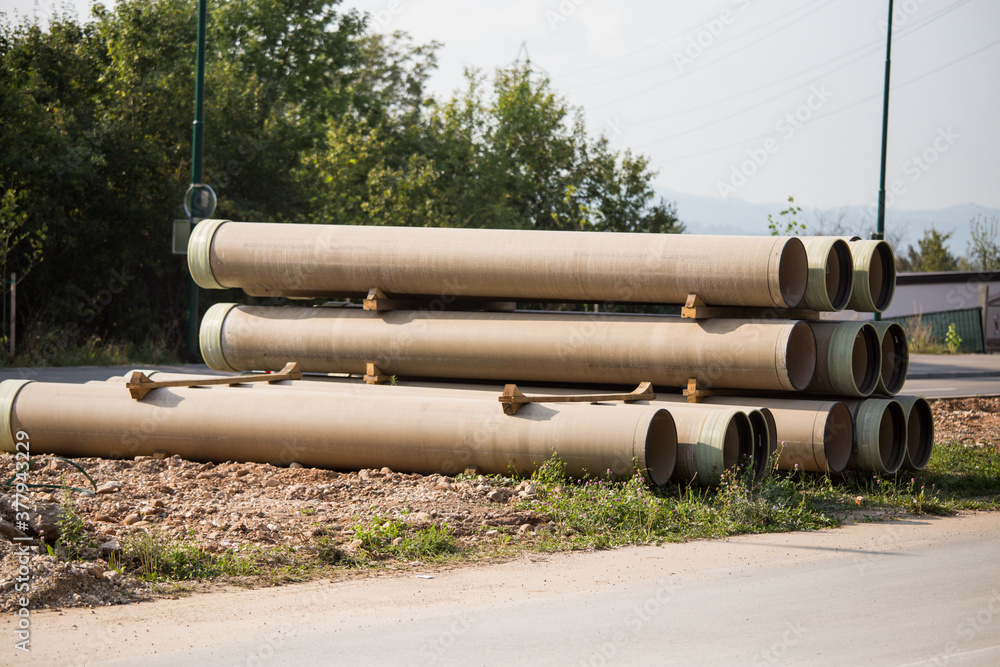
[352,517,458,561]
[116,532,261,582]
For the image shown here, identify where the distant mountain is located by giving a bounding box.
[655,187,1000,256]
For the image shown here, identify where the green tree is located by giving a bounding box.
[767,196,804,236]
[965,214,1000,271]
[307,64,683,234]
[0,0,366,348]
[904,228,959,272]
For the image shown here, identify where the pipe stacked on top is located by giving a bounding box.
[188,220,812,308]
[200,305,817,393]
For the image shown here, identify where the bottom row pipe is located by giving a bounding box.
[0,378,677,485]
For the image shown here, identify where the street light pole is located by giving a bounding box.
[875,0,894,243]
[186,0,209,360]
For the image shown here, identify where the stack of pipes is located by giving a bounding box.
[0,223,932,486]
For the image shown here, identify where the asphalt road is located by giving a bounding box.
[10,513,1000,666]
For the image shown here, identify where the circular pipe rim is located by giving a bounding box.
[878,322,909,395]
[823,402,854,474]
[643,409,677,485]
[849,240,897,313]
[803,238,854,311]
[897,396,934,471]
[0,379,32,453]
[695,409,751,484]
[853,399,905,474]
[829,322,880,397]
[187,218,230,290]
[777,237,808,309]
[200,302,239,372]
[784,321,817,392]
[870,241,897,312]
[745,409,770,479]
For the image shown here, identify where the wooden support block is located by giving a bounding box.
[364,362,391,385]
[126,362,302,400]
[681,294,821,320]
[364,287,516,313]
[498,382,655,416]
[683,377,712,403]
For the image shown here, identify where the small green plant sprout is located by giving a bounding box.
[55,487,94,561]
[945,323,962,353]
[767,196,806,236]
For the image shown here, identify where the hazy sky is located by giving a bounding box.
[7,0,999,212]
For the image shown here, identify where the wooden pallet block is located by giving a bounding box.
[680,294,821,320]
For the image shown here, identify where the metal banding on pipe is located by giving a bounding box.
[201,305,817,392]
[872,321,908,396]
[199,302,238,372]
[187,218,229,290]
[675,397,853,474]
[844,398,906,474]
[0,379,31,452]
[847,240,897,312]
[894,395,933,471]
[0,379,677,485]
[188,221,810,308]
[801,237,854,312]
[806,321,880,397]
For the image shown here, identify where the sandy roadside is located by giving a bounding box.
[5,511,1000,665]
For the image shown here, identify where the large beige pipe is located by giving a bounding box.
[119,373,756,487]
[805,321,880,397]
[201,304,817,392]
[670,396,853,474]
[894,395,933,471]
[843,398,906,474]
[847,240,896,312]
[801,237,854,311]
[188,220,810,308]
[872,321,908,396]
[0,379,676,484]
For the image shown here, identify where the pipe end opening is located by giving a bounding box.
[823,402,853,473]
[906,398,934,470]
[826,239,854,311]
[870,242,897,312]
[778,238,809,308]
[853,324,880,396]
[643,410,677,485]
[786,321,817,391]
